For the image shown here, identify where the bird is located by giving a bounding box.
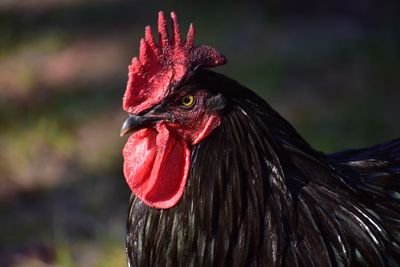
[120,11,400,267]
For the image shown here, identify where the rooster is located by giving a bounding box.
[120,11,400,267]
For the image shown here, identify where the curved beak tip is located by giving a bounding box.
[120,114,162,137]
[120,117,133,137]
[120,129,127,137]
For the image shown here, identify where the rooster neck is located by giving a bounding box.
[126,74,400,266]
[126,91,333,266]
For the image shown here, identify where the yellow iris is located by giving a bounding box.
[181,95,195,107]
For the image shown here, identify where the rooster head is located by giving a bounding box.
[121,11,227,209]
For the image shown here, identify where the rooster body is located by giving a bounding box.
[121,12,400,267]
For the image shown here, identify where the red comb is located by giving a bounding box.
[123,11,227,114]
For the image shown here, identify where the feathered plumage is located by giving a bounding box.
[125,70,400,267]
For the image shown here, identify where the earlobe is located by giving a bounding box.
[192,114,221,145]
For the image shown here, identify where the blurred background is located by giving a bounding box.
[0,0,399,266]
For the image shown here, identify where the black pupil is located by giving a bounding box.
[183,96,191,104]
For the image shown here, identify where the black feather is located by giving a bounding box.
[126,70,400,267]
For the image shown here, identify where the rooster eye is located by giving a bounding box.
[181,95,196,107]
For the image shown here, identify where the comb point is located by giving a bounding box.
[158,11,168,48]
[186,23,195,47]
[170,11,182,47]
[139,38,149,64]
[144,26,157,51]
[130,57,141,73]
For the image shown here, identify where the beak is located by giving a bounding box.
[120,114,163,137]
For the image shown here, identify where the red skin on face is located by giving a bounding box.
[122,12,226,209]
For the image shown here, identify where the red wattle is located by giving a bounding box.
[123,122,190,209]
